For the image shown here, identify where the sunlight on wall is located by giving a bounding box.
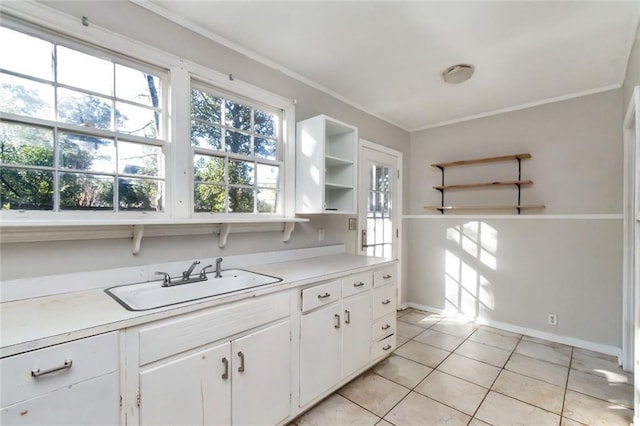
[445,221,498,319]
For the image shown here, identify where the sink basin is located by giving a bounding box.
[105,269,282,311]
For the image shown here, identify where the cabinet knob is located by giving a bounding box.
[31,359,73,378]
[344,310,351,325]
[221,357,229,380]
[383,274,392,280]
[382,324,391,330]
[334,314,341,329]
[317,292,331,299]
[383,345,392,351]
[353,282,365,287]
[382,299,391,305]
[237,351,245,373]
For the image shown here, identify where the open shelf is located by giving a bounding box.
[426,205,546,213]
[431,153,532,169]
[433,180,533,191]
[325,155,354,167]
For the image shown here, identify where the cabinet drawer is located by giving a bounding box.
[372,313,396,342]
[373,266,397,288]
[301,280,340,313]
[341,272,372,298]
[371,334,396,360]
[1,332,119,407]
[373,284,396,319]
[138,291,289,366]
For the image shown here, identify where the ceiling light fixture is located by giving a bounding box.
[442,64,475,84]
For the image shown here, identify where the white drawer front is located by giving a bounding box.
[138,291,290,366]
[1,372,119,425]
[373,284,396,319]
[301,280,340,313]
[1,332,119,407]
[371,334,396,360]
[341,272,372,298]
[372,313,396,342]
[373,266,397,288]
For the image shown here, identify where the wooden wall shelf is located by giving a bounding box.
[427,153,543,214]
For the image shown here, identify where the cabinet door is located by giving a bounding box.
[231,320,290,426]
[299,304,341,406]
[1,372,119,426]
[342,293,372,378]
[138,342,231,426]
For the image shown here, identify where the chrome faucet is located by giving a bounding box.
[183,260,200,281]
[215,257,223,278]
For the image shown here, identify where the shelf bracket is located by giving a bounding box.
[218,223,231,248]
[282,222,296,242]
[132,224,144,255]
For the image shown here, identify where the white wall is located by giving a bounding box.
[406,89,624,350]
[0,2,409,281]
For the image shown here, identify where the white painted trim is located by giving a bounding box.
[411,85,622,132]
[403,214,623,220]
[407,302,622,358]
[0,244,346,302]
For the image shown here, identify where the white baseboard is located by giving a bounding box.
[407,302,621,359]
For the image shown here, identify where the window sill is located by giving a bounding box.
[0,217,309,253]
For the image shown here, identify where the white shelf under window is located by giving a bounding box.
[0,217,309,253]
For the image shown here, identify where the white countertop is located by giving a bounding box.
[1,254,395,358]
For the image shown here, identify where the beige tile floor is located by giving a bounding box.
[291,308,634,426]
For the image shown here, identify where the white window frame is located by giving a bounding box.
[0,2,296,223]
[1,18,170,219]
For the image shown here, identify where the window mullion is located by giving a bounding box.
[169,66,191,219]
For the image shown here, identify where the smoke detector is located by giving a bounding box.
[442,64,475,84]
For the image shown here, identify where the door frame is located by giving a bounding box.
[358,139,404,309]
[623,86,640,425]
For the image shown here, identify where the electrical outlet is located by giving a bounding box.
[318,228,325,241]
[348,217,357,231]
[548,313,558,326]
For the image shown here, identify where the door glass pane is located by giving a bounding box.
[365,163,393,258]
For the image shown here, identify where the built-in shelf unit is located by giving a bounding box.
[296,115,358,214]
[425,153,545,214]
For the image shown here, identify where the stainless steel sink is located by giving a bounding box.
[105,269,282,311]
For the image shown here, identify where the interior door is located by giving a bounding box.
[358,141,402,304]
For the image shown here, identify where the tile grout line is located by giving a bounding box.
[559,346,574,425]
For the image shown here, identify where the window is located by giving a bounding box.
[0,24,167,213]
[191,82,283,215]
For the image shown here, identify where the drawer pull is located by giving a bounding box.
[383,274,392,279]
[382,324,391,330]
[31,359,73,378]
[383,344,392,351]
[334,314,341,329]
[221,357,229,380]
[353,282,365,287]
[317,292,331,299]
[382,299,392,305]
[237,351,245,373]
[345,310,351,325]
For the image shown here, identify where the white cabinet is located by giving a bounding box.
[296,115,358,214]
[129,292,291,426]
[299,273,374,407]
[1,332,119,426]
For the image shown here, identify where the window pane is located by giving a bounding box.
[0,167,53,210]
[254,137,277,160]
[118,142,162,177]
[225,129,250,155]
[191,121,222,150]
[116,102,159,138]
[0,27,53,80]
[254,109,277,137]
[257,189,278,213]
[118,177,162,211]
[115,64,161,107]
[59,172,113,210]
[228,187,253,213]
[229,159,254,186]
[0,73,54,119]
[58,88,112,130]
[194,183,224,213]
[256,164,278,189]
[0,122,54,167]
[194,154,224,183]
[191,89,221,124]
[59,132,114,173]
[57,46,113,96]
[225,100,251,131]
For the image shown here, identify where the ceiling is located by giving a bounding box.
[136,1,639,131]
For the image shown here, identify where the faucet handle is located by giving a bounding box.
[155,271,171,286]
[199,265,213,279]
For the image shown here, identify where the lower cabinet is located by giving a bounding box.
[0,332,120,426]
[138,320,290,426]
